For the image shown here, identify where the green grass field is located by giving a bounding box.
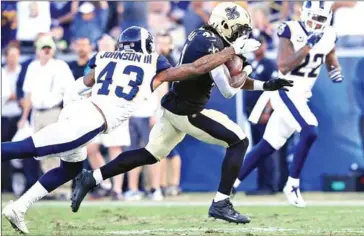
[2,193,364,236]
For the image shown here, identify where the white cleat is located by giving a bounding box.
[283,184,306,208]
[2,201,29,234]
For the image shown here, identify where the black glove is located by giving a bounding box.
[263,79,294,91]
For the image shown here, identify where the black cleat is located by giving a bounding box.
[208,198,250,224]
[71,169,97,212]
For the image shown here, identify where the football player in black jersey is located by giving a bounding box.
[72,2,292,224]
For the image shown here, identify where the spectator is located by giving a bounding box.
[183,2,209,37]
[68,37,93,79]
[96,34,116,51]
[240,32,279,194]
[155,31,177,66]
[2,44,22,142]
[21,35,75,200]
[71,1,109,47]
[1,44,23,193]
[50,1,80,46]
[118,2,148,30]
[250,7,274,49]
[148,2,171,33]
[16,2,51,50]
[155,32,182,196]
[1,1,17,49]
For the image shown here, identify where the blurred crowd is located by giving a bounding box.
[2,1,364,199]
[2,1,364,54]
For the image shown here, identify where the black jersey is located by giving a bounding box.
[161,28,225,115]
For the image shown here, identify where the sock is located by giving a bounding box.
[1,137,36,162]
[233,179,241,188]
[93,169,104,185]
[214,192,230,202]
[39,160,83,192]
[100,148,157,180]
[287,176,300,186]
[217,138,249,196]
[14,181,48,212]
[238,139,276,181]
[290,126,317,178]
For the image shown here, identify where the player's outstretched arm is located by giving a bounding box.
[325,48,344,83]
[152,47,236,89]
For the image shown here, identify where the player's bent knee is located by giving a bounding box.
[301,125,318,144]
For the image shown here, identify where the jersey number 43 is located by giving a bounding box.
[96,62,144,101]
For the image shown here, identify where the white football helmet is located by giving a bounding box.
[208,2,252,44]
[301,1,333,33]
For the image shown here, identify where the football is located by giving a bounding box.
[225,55,243,77]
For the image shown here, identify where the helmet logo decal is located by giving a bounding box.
[319,1,325,9]
[305,1,312,8]
[225,6,240,20]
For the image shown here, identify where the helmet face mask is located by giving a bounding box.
[301,1,333,33]
[229,24,252,42]
[208,2,252,44]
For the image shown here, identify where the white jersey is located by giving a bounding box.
[277,21,337,98]
[88,50,171,133]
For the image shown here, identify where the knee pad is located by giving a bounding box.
[60,160,83,177]
[301,125,318,144]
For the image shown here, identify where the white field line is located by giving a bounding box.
[3,200,364,208]
[107,227,364,235]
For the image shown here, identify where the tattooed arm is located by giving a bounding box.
[152,47,236,90]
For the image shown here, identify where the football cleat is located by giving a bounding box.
[283,184,306,208]
[208,198,250,224]
[71,169,97,212]
[3,201,29,234]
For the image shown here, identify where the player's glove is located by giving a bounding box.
[306,32,324,48]
[328,67,344,83]
[263,79,294,91]
[232,38,261,55]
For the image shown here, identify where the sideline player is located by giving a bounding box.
[233,1,343,207]
[1,26,258,234]
[71,2,292,224]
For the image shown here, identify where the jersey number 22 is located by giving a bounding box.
[97,62,144,101]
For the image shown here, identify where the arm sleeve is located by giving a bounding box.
[156,55,172,73]
[210,65,240,99]
[87,54,97,69]
[277,22,291,39]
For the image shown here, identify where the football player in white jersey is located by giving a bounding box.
[1,26,260,234]
[232,1,343,207]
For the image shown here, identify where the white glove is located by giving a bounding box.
[232,38,261,55]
